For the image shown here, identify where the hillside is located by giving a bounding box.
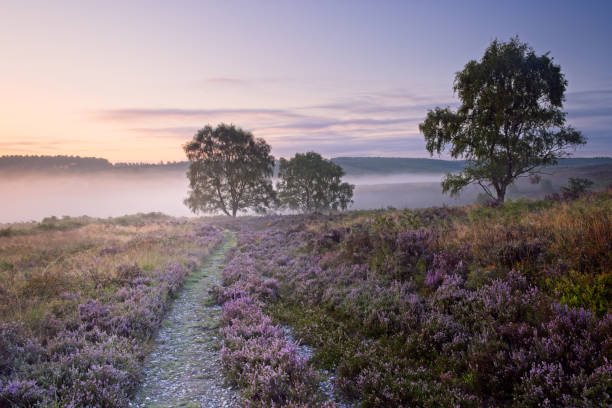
[332,156,612,175]
[3,154,612,177]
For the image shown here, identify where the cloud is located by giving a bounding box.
[567,89,612,101]
[204,77,251,86]
[0,139,86,150]
[98,108,306,122]
[270,133,429,158]
[95,86,612,158]
[307,90,457,115]
[564,89,612,134]
[94,90,441,159]
[0,139,85,154]
[262,117,422,132]
[199,76,293,87]
[567,107,612,118]
[128,126,200,138]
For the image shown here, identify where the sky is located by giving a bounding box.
[1,0,611,162]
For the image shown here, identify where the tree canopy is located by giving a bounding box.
[183,124,276,217]
[277,151,354,213]
[419,36,585,202]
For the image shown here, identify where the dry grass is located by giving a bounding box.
[0,216,206,332]
[449,190,612,274]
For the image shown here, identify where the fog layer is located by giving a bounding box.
[0,171,553,223]
[1,172,192,223]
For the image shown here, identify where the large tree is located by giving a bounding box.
[419,37,585,202]
[277,152,354,213]
[183,124,276,217]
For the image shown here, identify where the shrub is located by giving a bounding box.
[224,201,612,407]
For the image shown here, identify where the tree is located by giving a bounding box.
[561,177,593,199]
[419,37,585,202]
[277,152,354,213]
[183,124,276,217]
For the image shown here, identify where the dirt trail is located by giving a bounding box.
[131,233,239,408]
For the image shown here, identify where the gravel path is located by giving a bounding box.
[131,234,240,408]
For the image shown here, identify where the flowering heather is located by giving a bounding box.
[0,216,223,407]
[219,192,612,407]
[216,226,336,407]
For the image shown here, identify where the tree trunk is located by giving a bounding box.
[496,184,507,203]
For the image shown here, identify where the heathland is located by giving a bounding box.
[211,188,611,407]
[0,214,225,406]
[1,189,610,407]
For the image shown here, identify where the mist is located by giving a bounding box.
[0,170,563,224]
[0,171,192,223]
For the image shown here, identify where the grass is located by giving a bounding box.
[0,213,224,407]
[0,218,196,331]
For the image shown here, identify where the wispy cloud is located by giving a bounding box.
[263,117,421,131]
[567,107,612,119]
[0,139,82,147]
[128,126,201,139]
[98,108,305,121]
[564,88,612,136]
[93,91,449,157]
[93,87,612,158]
[567,89,612,101]
[199,76,293,87]
[308,90,457,115]
[204,77,251,86]
[269,133,429,157]
[0,139,88,153]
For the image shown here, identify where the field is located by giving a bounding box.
[1,191,611,407]
[0,214,223,407]
[214,189,612,407]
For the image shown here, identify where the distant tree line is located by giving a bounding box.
[0,155,189,174]
[0,155,113,172]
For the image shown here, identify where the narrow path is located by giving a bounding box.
[131,233,239,408]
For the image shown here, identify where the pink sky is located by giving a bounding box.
[1,1,610,162]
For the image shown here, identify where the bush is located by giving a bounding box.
[562,177,594,199]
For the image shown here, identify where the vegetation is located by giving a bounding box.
[277,152,354,213]
[2,33,610,408]
[214,245,329,407]
[183,124,276,217]
[0,155,113,173]
[0,215,223,407]
[420,37,585,202]
[561,177,594,197]
[217,188,611,407]
[330,157,466,175]
[2,154,611,180]
[0,155,189,174]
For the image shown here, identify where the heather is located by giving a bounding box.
[218,190,612,407]
[0,214,223,407]
[215,230,337,407]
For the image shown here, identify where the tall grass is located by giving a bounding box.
[0,214,223,407]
